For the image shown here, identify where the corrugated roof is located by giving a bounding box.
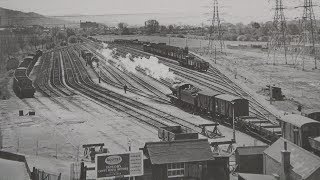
[238,173,277,180]
[263,138,320,179]
[236,146,269,156]
[215,94,243,102]
[198,89,221,97]
[280,114,320,127]
[145,139,216,165]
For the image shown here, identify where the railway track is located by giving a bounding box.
[79,44,169,101]
[109,44,275,120]
[51,51,75,96]
[60,47,211,136]
[34,52,61,97]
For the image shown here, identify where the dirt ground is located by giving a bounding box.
[193,47,320,115]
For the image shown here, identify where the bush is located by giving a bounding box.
[177,34,185,38]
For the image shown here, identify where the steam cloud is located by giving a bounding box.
[100,43,176,81]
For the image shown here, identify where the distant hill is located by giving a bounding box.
[0,7,75,27]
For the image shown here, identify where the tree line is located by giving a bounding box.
[115,19,319,42]
[0,26,77,73]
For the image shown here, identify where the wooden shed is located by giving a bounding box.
[235,146,269,174]
[140,139,229,180]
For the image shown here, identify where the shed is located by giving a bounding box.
[235,146,269,174]
[142,139,230,180]
[263,138,320,180]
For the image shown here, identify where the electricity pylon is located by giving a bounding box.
[208,0,224,58]
[268,0,288,65]
[295,0,318,69]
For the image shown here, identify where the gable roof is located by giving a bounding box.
[236,146,269,156]
[145,139,216,165]
[263,138,320,179]
[279,114,320,127]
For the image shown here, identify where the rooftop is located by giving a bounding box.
[263,138,320,179]
[144,139,217,165]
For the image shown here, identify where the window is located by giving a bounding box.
[167,163,185,178]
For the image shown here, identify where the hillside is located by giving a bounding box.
[0,7,74,27]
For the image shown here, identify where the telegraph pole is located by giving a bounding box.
[208,0,224,56]
[268,0,288,65]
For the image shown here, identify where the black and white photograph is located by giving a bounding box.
[0,0,320,179]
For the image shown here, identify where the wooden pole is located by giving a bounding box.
[36,140,39,156]
[56,144,58,159]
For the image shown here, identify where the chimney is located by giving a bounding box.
[280,141,291,180]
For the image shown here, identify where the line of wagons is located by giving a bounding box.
[112,39,210,72]
[13,50,43,98]
[168,82,320,153]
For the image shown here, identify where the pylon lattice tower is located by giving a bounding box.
[208,0,224,55]
[268,0,288,65]
[296,0,317,69]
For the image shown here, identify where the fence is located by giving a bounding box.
[32,167,62,180]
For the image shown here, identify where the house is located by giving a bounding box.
[263,138,320,180]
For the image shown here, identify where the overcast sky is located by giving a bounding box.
[0,0,313,24]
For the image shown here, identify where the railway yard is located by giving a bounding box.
[1,35,320,180]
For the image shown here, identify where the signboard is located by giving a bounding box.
[95,151,143,179]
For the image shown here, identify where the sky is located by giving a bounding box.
[0,0,314,25]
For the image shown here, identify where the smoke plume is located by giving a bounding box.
[100,43,176,81]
